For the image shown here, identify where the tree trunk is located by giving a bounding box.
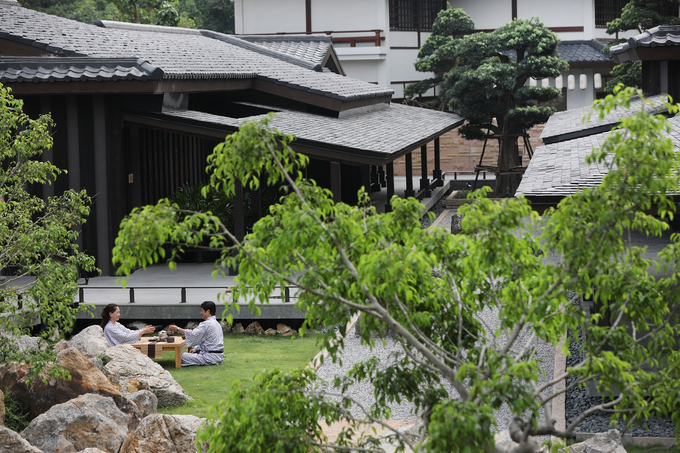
[494,122,523,197]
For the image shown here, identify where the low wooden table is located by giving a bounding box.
[131,337,186,368]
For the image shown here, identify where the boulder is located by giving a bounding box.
[0,388,4,426]
[232,323,244,334]
[0,348,141,426]
[102,345,190,407]
[120,414,208,453]
[264,328,277,336]
[276,323,291,335]
[494,430,545,453]
[280,328,297,337]
[59,325,109,357]
[122,391,157,419]
[568,430,626,453]
[219,321,231,334]
[77,449,108,453]
[184,321,200,330]
[0,425,42,453]
[245,322,264,335]
[127,322,148,331]
[21,393,128,453]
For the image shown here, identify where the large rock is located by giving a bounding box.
[245,321,264,335]
[120,414,208,453]
[21,394,129,453]
[122,391,157,419]
[232,323,244,334]
[0,348,141,426]
[77,449,108,453]
[102,345,190,407]
[0,388,4,426]
[218,320,231,334]
[0,425,42,453]
[58,325,109,358]
[276,323,291,335]
[568,430,626,453]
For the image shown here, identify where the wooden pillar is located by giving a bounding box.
[330,161,342,203]
[385,162,394,213]
[305,0,312,33]
[420,144,431,197]
[248,188,261,233]
[93,95,110,276]
[229,179,245,276]
[405,152,415,198]
[66,96,83,250]
[40,96,55,199]
[361,165,371,196]
[128,125,142,208]
[433,137,443,187]
[233,180,245,242]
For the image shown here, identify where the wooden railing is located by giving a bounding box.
[240,29,384,47]
[76,285,299,304]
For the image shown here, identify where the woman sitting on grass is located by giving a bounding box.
[101,303,155,346]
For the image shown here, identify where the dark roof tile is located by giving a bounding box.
[0,3,391,102]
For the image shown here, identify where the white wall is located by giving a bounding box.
[234,0,306,34]
[448,0,511,29]
[311,0,384,31]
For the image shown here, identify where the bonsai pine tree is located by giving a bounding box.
[604,0,680,92]
[406,9,568,197]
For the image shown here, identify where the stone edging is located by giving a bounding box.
[308,312,361,371]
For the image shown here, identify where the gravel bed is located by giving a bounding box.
[315,197,557,435]
[565,328,676,437]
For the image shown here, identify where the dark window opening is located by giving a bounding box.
[389,0,448,32]
[595,0,679,28]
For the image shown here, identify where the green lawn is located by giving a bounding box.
[153,333,324,418]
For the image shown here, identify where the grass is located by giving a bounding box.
[153,333,324,418]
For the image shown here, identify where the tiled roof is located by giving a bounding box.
[610,25,680,54]
[0,3,392,102]
[0,57,162,82]
[236,35,332,67]
[540,94,669,144]
[160,102,464,161]
[558,40,612,64]
[517,114,680,197]
[96,20,323,72]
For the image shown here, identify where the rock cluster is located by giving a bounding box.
[0,329,205,453]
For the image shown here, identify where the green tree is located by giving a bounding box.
[112,88,680,452]
[0,84,96,362]
[406,9,568,197]
[604,0,680,93]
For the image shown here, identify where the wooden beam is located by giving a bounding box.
[306,0,312,33]
[330,161,342,203]
[93,95,111,276]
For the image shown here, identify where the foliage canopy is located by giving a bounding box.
[114,88,680,452]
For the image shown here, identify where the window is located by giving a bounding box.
[595,0,627,28]
[595,0,679,28]
[389,0,448,32]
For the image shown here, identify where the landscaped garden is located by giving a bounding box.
[153,333,324,418]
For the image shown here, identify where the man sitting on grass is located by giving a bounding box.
[169,300,224,367]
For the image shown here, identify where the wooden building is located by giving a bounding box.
[0,0,463,275]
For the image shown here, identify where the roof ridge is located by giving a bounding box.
[202,31,322,72]
[94,20,202,36]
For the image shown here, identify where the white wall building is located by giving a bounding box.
[234,0,659,109]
